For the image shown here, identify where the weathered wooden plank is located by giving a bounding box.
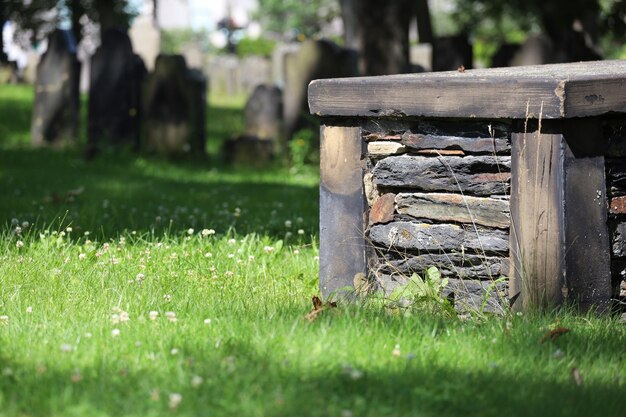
[402,133,510,154]
[510,122,611,311]
[509,130,564,310]
[319,125,366,298]
[309,60,626,119]
[373,155,511,196]
[367,141,406,156]
[369,221,509,253]
[395,192,510,228]
[561,121,611,312]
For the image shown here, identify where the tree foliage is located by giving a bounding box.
[254,0,340,39]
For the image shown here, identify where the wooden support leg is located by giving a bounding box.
[319,125,367,298]
[510,121,611,311]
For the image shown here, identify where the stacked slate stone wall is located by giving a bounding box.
[362,120,512,312]
[604,120,626,304]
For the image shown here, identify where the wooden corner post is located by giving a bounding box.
[510,121,611,311]
[319,125,367,298]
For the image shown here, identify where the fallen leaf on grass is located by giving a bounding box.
[540,327,570,344]
[571,367,584,386]
[304,295,337,322]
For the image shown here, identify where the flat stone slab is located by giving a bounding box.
[373,155,511,196]
[396,192,510,228]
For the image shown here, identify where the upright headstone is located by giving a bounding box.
[223,83,282,165]
[142,54,207,154]
[283,39,358,139]
[244,84,283,142]
[87,29,146,155]
[182,42,205,70]
[31,30,80,147]
[129,14,161,71]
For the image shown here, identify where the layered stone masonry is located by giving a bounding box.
[604,120,626,302]
[362,120,512,312]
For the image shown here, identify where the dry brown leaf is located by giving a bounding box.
[304,296,336,322]
[540,327,570,344]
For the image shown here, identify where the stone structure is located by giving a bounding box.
[207,55,271,97]
[87,29,146,155]
[31,30,80,147]
[142,54,207,154]
[244,84,283,142]
[222,84,283,165]
[283,39,358,140]
[309,60,626,313]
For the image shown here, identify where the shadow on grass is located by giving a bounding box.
[0,146,318,240]
[0,311,623,417]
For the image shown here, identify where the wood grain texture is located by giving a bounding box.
[319,125,367,298]
[309,60,626,119]
[509,130,565,310]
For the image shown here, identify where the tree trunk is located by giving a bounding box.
[339,0,416,76]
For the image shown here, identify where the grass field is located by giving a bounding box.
[1,84,625,417]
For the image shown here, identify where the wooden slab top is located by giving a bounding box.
[308,60,626,119]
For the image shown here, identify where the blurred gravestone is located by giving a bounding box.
[87,29,146,156]
[283,39,358,139]
[493,34,601,68]
[31,30,80,147]
[129,14,161,71]
[271,43,300,88]
[245,84,283,141]
[240,56,271,93]
[432,34,473,71]
[223,84,282,165]
[143,54,207,154]
[182,43,205,70]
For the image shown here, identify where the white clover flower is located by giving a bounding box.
[170,348,179,355]
[392,344,401,357]
[111,328,121,337]
[248,255,255,261]
[163,294,172,302]
[284,220,292,228]
[26,306,32,313]
[14,226,21,235]
[228,238,236,245]
[165,311,177,323]
[111,314,120,324]
[187,228,194,235]
[11,218,18,225]
[0,315,8,325]
[204,252,213,258]
[298,229,305,235]
[84,231,90,236]
[119,311,130,323]
[263,246,274,253]
[84,332,92,338]
[285,232,292,239]
[204,318,212,326]
[66,227,72,233]
[78,253,86,260]
[297,217,303,223]
[136,273,145,283]
[21,221,29,229]
[191,375,203,387]
[60,344,73,353]
[15,241,24,249]
[227,253,235,259]
[168,393,183,409]
[293,249,300,255]
[149,311,159,320]
[224,271,234,277]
